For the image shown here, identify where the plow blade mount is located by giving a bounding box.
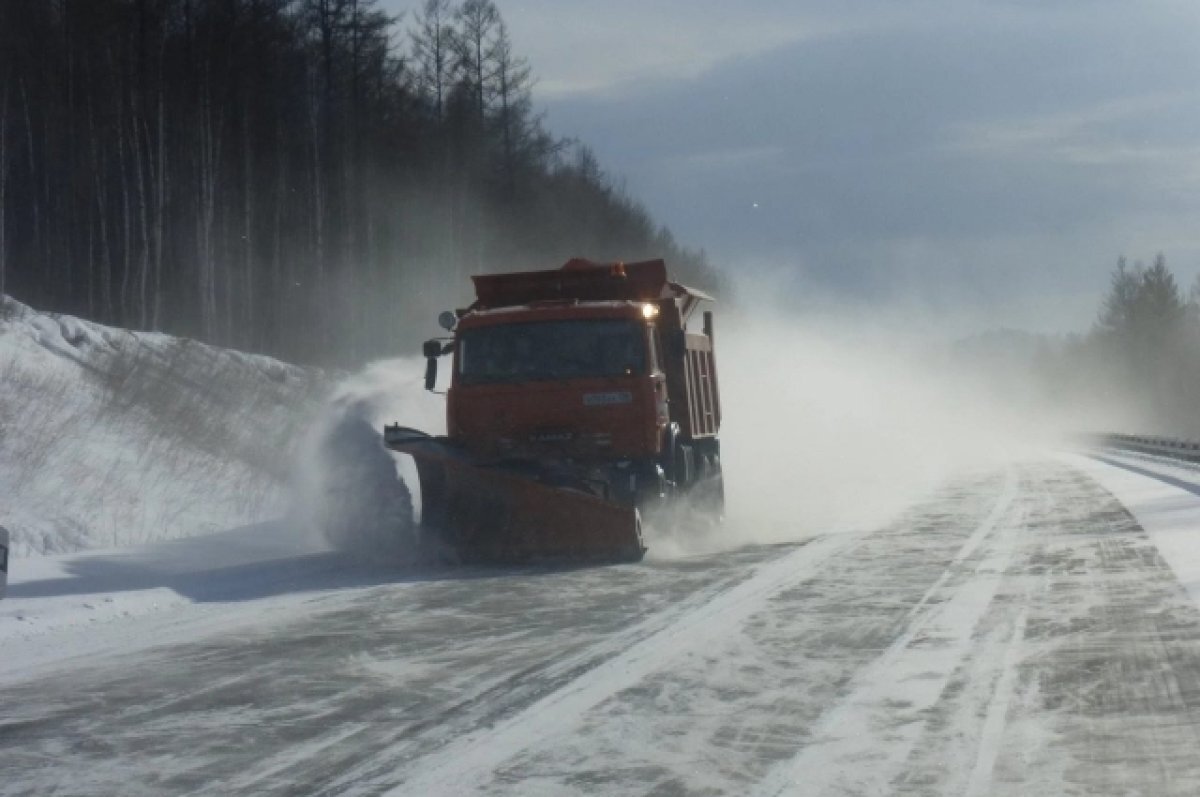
[384,426,646,563]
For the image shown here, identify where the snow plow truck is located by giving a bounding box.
[383,257,723,563]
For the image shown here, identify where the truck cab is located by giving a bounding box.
[449,301,666,461]
[425,258,722,509]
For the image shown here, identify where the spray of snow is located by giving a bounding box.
[291,358,444,561]
[644,290,1061,558]
[720,320,1015,536]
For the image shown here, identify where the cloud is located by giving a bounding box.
[950,90,1200,180]
[385,0,1200,332]
[661,145,788,174]
[485,1,882,99]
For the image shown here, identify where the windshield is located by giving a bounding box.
[458,319,647,385]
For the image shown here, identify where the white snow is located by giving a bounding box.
[0,295,326,557]
[1065,451,1200,612]
[373,528,875,797]
[753,469,1023,796]
[5,455,1200,795]
[0,519,341,686]
[11,291,1200,795]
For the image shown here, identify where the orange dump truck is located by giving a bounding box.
[384,257,722,562]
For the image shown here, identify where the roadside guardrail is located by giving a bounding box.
[1094,433,1200,463]
[0,525,7,599]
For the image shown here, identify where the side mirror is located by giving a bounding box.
[438,311,457,331]
[424,356,438,391]
[422,339,443,391]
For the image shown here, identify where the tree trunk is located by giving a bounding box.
[18,79,41,298]
[0,77,8,301]
[152,26,167,330]
[114,63,134,325]
[133,104,152,329]
[242,91,254,348]
[86,75,114,322]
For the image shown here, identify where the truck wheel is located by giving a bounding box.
[704,454,726,519]
[687,451,724,522]
[623,509,647,562]
[668,442,694,492]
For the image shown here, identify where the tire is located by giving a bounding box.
[622,509,647,562]
[664,437,694,492]
[701,453,726,519]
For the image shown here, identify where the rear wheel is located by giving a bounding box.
[663,439,694,494]
[696,452,726,520]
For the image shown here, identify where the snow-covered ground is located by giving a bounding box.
[5,452,1200,796]
[0,296,326,556]
[9,296,1200,795]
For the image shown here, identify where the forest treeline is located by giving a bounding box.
[1054,255,1200,434]
[0,0,721,363]
[959,254,1200,436]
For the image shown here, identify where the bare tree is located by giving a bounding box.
[0,0,725,364]
[453,0,499,127]
[489,19,532,199]
[411,0,454,120]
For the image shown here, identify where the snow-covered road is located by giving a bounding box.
[5,455,1200,796]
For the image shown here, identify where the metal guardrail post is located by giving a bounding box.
[0,525,8,600]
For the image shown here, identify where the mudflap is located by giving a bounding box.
[384,426,646,564]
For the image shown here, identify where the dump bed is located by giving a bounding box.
[470,259,711,315]
[472,259,669,307]
[680,331,720,439]
[655,304,721,442]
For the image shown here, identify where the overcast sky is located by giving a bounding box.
[384,0,1200,333]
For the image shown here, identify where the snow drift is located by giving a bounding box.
[0,295,326,556]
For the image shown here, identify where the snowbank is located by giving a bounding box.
[0,295,326,556]
[1067,452,1200,613]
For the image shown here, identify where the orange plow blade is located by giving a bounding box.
[384,426,646,563]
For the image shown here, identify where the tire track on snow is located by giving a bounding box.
[366,530,874,796]
[753,467,1021,796]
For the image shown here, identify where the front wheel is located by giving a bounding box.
[622,509,648,562]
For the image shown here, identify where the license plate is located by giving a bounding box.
[531,430,574,443]
[583,391,633,406]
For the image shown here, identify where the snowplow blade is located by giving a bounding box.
[384,426,645,563]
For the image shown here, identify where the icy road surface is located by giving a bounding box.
[6,456,1200,796]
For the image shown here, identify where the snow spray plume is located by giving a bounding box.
[644,282,1070,558]
[293,358,445,561]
